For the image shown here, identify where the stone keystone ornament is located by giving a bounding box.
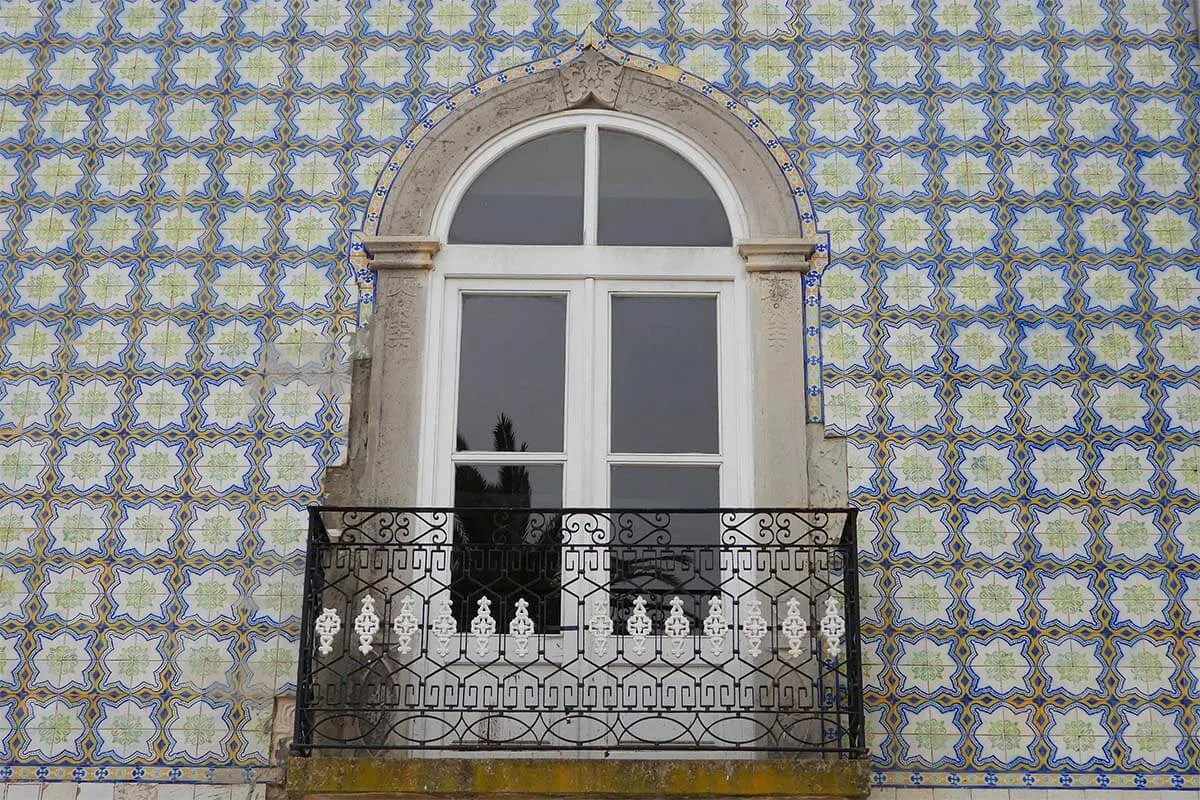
[560,49,623,109]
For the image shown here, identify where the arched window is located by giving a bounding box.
[443,118,735,247]
[595,129,731,246]
[422,112,752,631]
[317,53,844,756]
[448,130,586,245]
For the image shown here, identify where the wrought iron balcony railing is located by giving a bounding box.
[294,506,865,757]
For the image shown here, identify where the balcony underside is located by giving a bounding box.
[285,755,872,800]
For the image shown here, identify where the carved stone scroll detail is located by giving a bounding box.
[381,276,420,351]
[561,50,623,109]
[622,77,692,114]
[762,276,797,352]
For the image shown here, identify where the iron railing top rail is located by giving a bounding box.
[308,506,859,548]
[310,504,859,514]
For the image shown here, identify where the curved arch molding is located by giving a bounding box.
[351,28,830,424]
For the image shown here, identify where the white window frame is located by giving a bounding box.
[427,276,750,509]
[427,274,751,649]
[430,110,750,245]
[417,110,755,509]
[593,280,742,507]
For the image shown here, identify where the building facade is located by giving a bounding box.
[0,0,1197,795]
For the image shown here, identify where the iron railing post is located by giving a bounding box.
[840,508,866,756]
[291,507,326,755]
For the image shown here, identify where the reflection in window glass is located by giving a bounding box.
[598,130,731,246]
[611,295,718,454]
[449,130,585,245]
[609,465,720,631]
[453,464,563,632]
[454,464,563,509]
[609,464,718,509]
[456,294,566,452]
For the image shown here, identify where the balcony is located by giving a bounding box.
[292,505,864,761]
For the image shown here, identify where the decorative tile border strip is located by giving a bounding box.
[0,767,283,784]
[874,770,1200,791]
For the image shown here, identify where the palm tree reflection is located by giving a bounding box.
[452,414,714,634]
[453,414,562,631]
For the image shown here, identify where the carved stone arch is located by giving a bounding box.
[358,27,825,253]
[332,30,845,510]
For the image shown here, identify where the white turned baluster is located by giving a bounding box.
[391,595,419,655]
[353,594,380,655]
[781,596,810,659]
[741,597,768,658]
[508,597,535,657]
[431,599,457,659]
[664,596,690,658]
[820,595,846,660]
[471,595,496,649]
[314,607,341,655]
[587,603,614,654]
[702,595,729,656]
[626,595,652,657]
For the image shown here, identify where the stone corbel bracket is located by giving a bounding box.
[737,237,821,272]
[361,235,440,270]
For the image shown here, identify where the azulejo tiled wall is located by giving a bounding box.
[0,0,1197,788]
[810,0,1200,788]
[0,0,363,775]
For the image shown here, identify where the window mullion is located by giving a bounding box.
[583,124,599,246]
[592,279,610,507]
[605,453,725,465]
[451,451,567,464]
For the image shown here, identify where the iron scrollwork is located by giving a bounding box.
[293,506,865,757]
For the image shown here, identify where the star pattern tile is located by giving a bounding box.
[0,0,1198,789]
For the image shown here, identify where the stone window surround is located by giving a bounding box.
[325,45,848,510]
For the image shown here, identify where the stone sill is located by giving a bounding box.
[285,756,871,800]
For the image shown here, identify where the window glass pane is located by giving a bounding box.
[609,466,719,631]
[611,295,718,454]
[610,464,718,508]
[457,294,566,452]
[597,130,731,246]
[453,464,562,632]
[454,464,563,508]
[449,130,585,245]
